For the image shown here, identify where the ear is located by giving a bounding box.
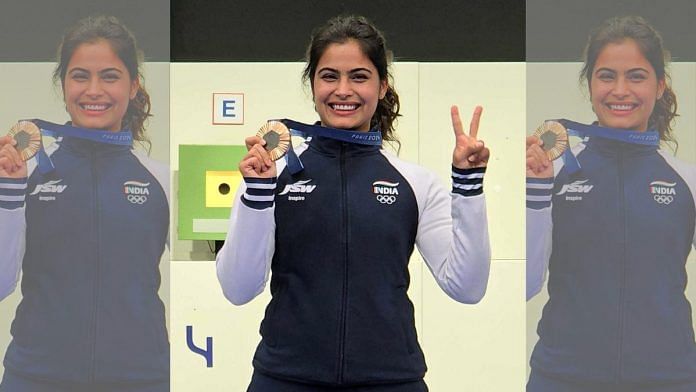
[379,79,388,100]
[657,78,666,100]
[130,78,140,100]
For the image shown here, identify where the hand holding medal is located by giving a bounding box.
[239,121,290,178]
[0,121,40,178]
[451,105,489,169]
[526,120,569,178]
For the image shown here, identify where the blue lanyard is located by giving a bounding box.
[27,119,133,174]
[277,119,382,174]
[556,119,660,174]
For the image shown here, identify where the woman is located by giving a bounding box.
[0,16,169,391]
[216,15,491,391]
[526,16,696,391]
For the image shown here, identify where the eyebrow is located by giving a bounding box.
[595,67,649,74]
[68,67,124,75]
[317,67,373,74]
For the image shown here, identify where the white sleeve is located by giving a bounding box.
[526,177,554,300]
[0,177,28,300]
[415,167,491,304]
[132,151,170,249]
[216,177,276,305]
[657,151,696,250]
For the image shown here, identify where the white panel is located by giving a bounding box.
[423,260,525,391]
[419,63,526,261]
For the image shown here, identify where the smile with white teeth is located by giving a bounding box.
[81,104,110,111]
[608,103,636,111]
[330,103,359,111]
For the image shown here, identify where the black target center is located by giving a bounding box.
[219,183,231,195]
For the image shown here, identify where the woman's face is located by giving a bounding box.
[63,39,138,132]
[312,39,387,132]
[590,38,665,132]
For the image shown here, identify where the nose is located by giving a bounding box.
[335,76,353,98]
[85,76,102,97]
[611,76,629,98]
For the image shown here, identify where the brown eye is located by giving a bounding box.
[627,72,647,82]
[71,72,88,81]
[596,72,614,82]
[102,73,120,82]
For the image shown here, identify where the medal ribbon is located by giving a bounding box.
[556,119,659,174]
[278,119,382,174]
[28,119,133,174]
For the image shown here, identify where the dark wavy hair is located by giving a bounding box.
[53,15,152,149]
[580,15,678,145]
[302,15,400,149]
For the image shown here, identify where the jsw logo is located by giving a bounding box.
[556,180,593,195]
[279,179,316,195]
[30,180,68,195]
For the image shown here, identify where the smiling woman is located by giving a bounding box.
[526,15,696,392]
[62,39,139,132]
[216,14,492,392]
[0,15,169,392]
[310,39,387,132]
[589,39,666,132]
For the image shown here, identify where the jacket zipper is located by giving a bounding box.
[616,150,626,382]
[337,144,349,383]
[88,150,101,383]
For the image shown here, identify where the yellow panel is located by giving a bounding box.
[205,170,242,208]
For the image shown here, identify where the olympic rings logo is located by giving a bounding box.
[376,195,396,204]
[654,195,673,205]
[127,195,148,204]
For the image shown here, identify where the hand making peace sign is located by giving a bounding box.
[451,105,489,169]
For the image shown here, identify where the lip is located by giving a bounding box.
[604,102,639,116]
[328,102,361,113]
[79,102,112,115]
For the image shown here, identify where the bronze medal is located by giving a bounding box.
[7,121,41,161]
[533,120,568,160]
[256,120,291,161]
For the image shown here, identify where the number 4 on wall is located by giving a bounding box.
[186,325,213,367]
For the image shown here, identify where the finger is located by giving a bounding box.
[450,105,465,137]
[242,156,263,175]
[251,144,273,167]
[526,156,540,172]
[245,136,265,151]
[526,135,543,149]
[0,135,16,147]
[531,145,549,166]
[469,106,483,139]
[528,145,551,170]
[468,147,489,164]
[0,156,13,173]
[477,147,490,163]
[0,144,22,168]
